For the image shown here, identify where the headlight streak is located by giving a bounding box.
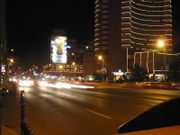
[18,87,32,93]
[18,80,34,87]
[38,81,94,89]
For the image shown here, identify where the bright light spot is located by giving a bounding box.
[19,80,34,87]
[38,81,94,89]
[98,55,103,60]
[10,78,18,82]
[55,83,71,89]
[157,40,164,48]
[19,87,31,93]
[59,65,63,69]
[72,62,75,65]
[38,81,49,87]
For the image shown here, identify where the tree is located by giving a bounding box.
[167,58,180,82]
[130,65,149,82]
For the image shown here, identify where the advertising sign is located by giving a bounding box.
[50,36,67,63]
[1,65,6,73]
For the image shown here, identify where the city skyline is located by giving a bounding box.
[5,0,180,67]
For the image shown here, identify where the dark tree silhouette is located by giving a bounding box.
[131,65,149,82]
[167,58,180,82]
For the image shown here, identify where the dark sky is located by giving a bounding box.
[6,0,180,67]
[6,0,94,66]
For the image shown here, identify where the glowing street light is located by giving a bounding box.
[157,40,164,48]
[157,40,167,75]
[98,55,103,61]
[72,62,76,66]
[97,55,106,74]
[59,65,63,69]
[9,58,14,64]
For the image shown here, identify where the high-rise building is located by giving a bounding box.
[94,0,172,73]
[121,0,172,48]
[95,0,125,74]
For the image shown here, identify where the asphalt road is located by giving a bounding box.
[18,84,180,135]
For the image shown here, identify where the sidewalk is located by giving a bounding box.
[0,82,20,135]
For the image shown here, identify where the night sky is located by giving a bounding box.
[6,0,180,67]
[6,0,94,67]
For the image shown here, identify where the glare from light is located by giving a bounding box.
[38,81,94,89]
[9,58,14,63]
[157,40,164,48]
[10,78,18,82]
[59,65,63,69]
[19,87,31,93]
[19,80,34,87]
[38,81,49,87]
[72,62,75,66]
[98,55,103,60]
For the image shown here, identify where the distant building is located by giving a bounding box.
[94,0,172,74]
[83,56,97,76]
[43,29,84,80]
[67,39,84,65]
[124,0,172,71]
[121,0,172,48]
[133,50,180,80]
[82,41,97,76]
[95,0,124,73]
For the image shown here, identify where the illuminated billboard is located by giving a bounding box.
[50,36,67,64]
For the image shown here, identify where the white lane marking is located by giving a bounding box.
[86,109,112,120]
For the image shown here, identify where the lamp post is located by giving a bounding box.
[157,40,167,80]
[98,55,104,70]
[98,55,107,80]
[157,40,166,70]
[72,62,75,66]
[7,58,14,79]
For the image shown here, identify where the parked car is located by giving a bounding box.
[117,97,180,135]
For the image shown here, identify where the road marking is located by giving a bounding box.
[86,109,112,120]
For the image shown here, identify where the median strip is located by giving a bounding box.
[86,109,112,120]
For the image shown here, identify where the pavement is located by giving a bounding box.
[0,82,20,135]
[0,81,179,135]
[76,81,180,90]
[23,83,180,135]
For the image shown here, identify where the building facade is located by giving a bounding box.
[44,29,84,80]
[121,0,172,48]
[95,0,126,73]
[94,0,172,74]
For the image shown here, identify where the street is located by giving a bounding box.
[18,84,180,135]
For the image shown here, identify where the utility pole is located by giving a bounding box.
[0,0,7,134]
[0,0,7,91]
[0,0,7,84]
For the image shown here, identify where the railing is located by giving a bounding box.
[20,90,35,135]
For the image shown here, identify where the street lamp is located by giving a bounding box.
[9,58,14,65]
[157,40,167,81]
[59,65,63,69]
[157,40,166,70]
[72,62,76,66]
[98,55,107,80]
[157,40,164,48]
[98,55,103,61]
[98,55,104,69]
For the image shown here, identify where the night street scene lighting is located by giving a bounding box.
[0,0,180,135]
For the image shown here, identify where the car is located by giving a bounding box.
[116,97,180,135]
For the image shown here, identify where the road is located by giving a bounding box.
[17,83,180,135]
